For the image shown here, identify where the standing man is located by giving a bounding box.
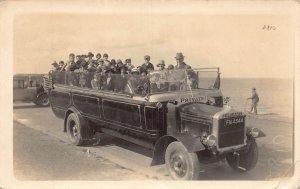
[51,61,59,71]
[58,61,65,71]
[174,52,191,69]
[248,87,259,115]
[95,53,102,66]
[141,55,154,73]
[61,53,76,71]
[125,58,134,73]
[87,52,96,67]
[103,53,111,68]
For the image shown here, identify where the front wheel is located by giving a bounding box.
[165,141,200,180]
[36,93,50,107]
[226,139,258,172]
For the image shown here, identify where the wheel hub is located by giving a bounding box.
[73,126,78,137]
[170,153,187,177]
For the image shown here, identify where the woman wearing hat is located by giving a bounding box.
[167,64,174,70]
[141,55,154,73]
[96,53,102,63]
[125,58,134,73]
[87,52,96,68]
[157,60,166,70]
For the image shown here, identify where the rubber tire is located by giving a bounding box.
[165,141,200,180]
[66,113,84,146]
[36,94,50,107]
[226,139,258,172]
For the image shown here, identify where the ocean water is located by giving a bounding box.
[220,78,293,120]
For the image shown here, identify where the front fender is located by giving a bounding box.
[246,126,266,138]
[36,91,47,99]
[173,133,206,153]
[151,134,205,166]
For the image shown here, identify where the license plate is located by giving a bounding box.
[224,117,244,127]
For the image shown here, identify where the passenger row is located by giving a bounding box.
[50,52,192,75]
[50,68,199,95]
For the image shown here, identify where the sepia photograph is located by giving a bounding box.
[0,0,299,189]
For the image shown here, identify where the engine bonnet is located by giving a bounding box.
[179,103,224,119]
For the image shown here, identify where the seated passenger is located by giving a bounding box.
[149,73,169,93]
[125,58,134,73]
[156,60,166,70]
[167,64,174,70]
[180,70,197,90]
[91,73,101,90]
[102,69,115,91]
[114,59,124,74]
[134,70,148,95]
[78,62,89,87]
[114,66,128,93]
[128,68,139,87]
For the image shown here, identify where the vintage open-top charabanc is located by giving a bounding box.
[44,67,265,180]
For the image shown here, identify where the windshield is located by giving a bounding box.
[148,68,220,94]
[50,68,220,96]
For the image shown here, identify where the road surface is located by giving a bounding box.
[13,102,293,181]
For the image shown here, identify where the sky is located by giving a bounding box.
[13,13,294,78]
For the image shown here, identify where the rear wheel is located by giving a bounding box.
[36,93,50,107]
[226,139,258,172]
[165,141,200,180]
[66,113,84,146]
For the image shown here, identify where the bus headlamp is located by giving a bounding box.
[205,135,216,147]
[156,102,163,108]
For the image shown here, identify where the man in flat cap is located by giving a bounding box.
[174,52,191,70]
[51,61,59,71]
[141,55,154,73]
[157,60,166,70]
